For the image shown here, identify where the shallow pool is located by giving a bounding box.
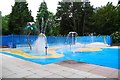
[1,47,119,69]
[57,47,119,69]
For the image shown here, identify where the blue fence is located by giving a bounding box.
[76,36,112,45]
[0,35,112,47]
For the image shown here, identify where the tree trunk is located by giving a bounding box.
[26,30,32,50]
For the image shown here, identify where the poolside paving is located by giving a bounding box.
[56,60,119,78]
[0,53,119,78]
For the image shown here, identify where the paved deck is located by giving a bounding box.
[56,61,119,78]
[0,54,119,78]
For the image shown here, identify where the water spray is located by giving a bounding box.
[39,33,48,55]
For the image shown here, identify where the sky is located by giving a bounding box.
[0,0,118,19]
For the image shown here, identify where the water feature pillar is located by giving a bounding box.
[67,32,78,45]
[39,33,48,55]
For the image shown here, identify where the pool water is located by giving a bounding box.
[56,48,119,69]
[1,51,66,64]
[1,47,119,69]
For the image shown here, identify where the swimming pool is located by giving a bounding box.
[1,46,119,69]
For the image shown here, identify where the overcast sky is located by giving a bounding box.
[0,0,118,19]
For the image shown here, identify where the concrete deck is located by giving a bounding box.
[0,53,119,78]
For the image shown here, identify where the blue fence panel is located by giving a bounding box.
[106,36,112,45]
[47,36,66,45]
[76,36,112,45]
[1,36,10,46]
[1,35,112,47]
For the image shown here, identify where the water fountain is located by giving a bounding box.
[25,17,48,56]
[66,32,78,45]
[66,32,78,52]
[31,33,47,56]
[86,35,109,48]
[90,33,94,43]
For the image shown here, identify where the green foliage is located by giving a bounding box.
[8,1,34,34]
[56,1,94,36]
[36,1,49,33]
[90,2,119,35]
[56,1,119,36]
[56,2,75,35]
[111,31,120,44]
[0,11,1,35]
[36,1,60,36]
[115,5,120,31]
[83,2,94,34]
[2,1,119,36]
[2,15,9,35]
[46,12,60,36]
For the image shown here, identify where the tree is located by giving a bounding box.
[36,1,61,36]
[111,31,120,44]
[8,0,34,34]
[56,1,94,36]
[36,1,49,34]
[2,15,9,35]
[90,2,118,35]
[45,12,58,36]
[82,1,94,35]
[46,12,61,36]
[71,2,94,35]
[115,5,120,32]
[56,2,73,35]
[0,11,1,35]
[71,2,83,35]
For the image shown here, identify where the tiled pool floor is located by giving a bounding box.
[0,54,119,78]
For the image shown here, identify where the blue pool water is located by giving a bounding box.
[56,48,119,69]
[1,47,119,69]
[1,51,66,65]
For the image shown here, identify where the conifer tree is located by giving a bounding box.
[36,1,49,34]
[8,0,34,34]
